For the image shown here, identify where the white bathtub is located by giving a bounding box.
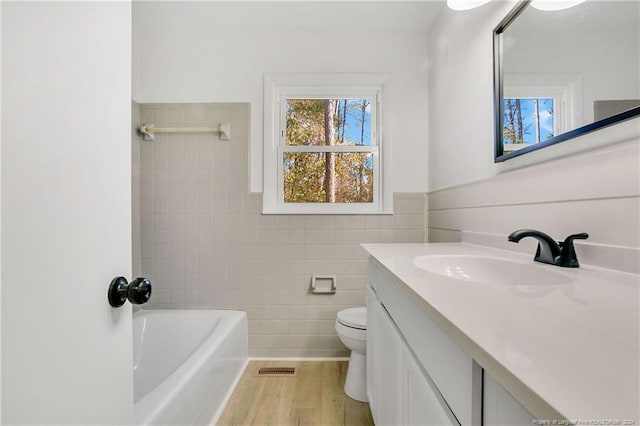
[133,309,248,426]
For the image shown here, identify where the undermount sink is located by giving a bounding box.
[413,254,572,286]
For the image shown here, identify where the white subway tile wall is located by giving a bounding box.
[135,103,426,357]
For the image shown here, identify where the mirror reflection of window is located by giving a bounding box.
[494,0,640,161]
[502,1,639,129]
[503,97,555,153]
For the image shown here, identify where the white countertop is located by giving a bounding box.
[361,242,640,422]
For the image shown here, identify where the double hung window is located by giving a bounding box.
[263,74,387,214]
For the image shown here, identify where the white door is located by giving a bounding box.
[2,2,134,424]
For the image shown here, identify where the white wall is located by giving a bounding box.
[428,1,640,191]
[132,1,435,194]
[428,1,510,190]
[427,1,640,250]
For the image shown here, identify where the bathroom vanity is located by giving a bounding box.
[363,242,639,425]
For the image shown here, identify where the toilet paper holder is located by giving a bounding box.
[310,275,337,294]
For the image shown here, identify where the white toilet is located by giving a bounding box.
[335,307,368,402]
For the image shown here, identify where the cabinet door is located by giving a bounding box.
[366,285,378,420]
[371,295,403,425]
[403,346,458,426]
[484,372,536,425]
[372,262,481,425]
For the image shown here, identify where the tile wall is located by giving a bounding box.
[134,103,426,357]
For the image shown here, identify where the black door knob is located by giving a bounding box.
[108,276,152,307]
[128,277,152,305]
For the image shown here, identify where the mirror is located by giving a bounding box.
[494,0,640,162]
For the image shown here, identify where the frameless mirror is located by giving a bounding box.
[494,0,640,162]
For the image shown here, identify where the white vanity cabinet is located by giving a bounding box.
[483,372,536,425]
[367,258,540,426]
[402,343,457,425]
[364,242,640,424]
[367,285,402,425]
[367,259,482,425]
[367,284,456,426]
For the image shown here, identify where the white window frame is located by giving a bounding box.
[263,73,391,214]
[503,72,583,135]
[503,90,564,137]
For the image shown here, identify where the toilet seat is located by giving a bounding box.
[337,307,367,330]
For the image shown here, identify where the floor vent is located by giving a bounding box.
[257,367,296,377]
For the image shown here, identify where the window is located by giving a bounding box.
[263,74,390,214]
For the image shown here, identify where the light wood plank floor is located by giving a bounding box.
[217,361,374,426]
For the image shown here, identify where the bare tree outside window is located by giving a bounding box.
[284,98,374,203]
[503,97,554,153]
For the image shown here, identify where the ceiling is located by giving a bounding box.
[509,0,639,34]
[133,1,446,32]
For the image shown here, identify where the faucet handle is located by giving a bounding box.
[557,233,589,267]
[561,233,589,247]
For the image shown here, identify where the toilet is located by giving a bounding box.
[335,307,368,402]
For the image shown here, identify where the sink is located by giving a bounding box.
[413,255,572,286]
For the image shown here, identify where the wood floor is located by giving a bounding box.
[217,361,375,426]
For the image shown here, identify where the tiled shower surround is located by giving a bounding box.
[133,103,426,357]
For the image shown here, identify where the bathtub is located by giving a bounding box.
[133,309,248,426]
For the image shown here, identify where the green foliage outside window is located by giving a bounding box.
[283,99,374,204]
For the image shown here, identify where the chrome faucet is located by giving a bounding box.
[508,229,588,268]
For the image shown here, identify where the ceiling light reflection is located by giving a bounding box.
[446,0,492,11]
[530,0,587,11]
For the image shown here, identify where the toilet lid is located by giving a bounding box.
[337,307,367,330]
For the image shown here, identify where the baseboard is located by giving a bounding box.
[249,357,351,361]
